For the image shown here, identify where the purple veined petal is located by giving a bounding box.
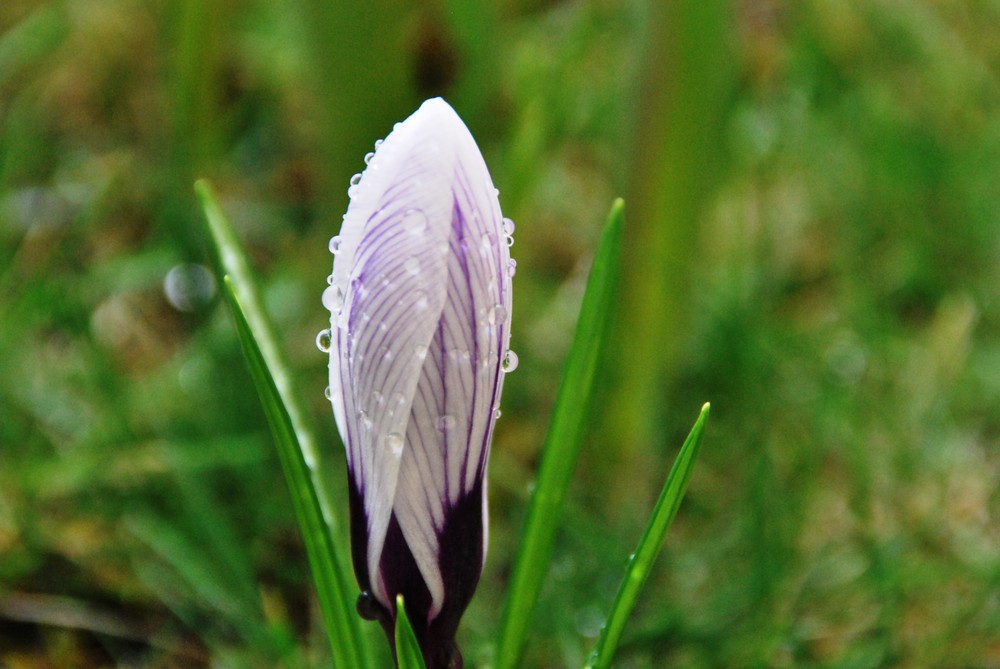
[327,97,512,624]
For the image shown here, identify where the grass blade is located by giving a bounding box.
[220,277,366,669]
[196,178,367,669]
[394,596,429,669]
[584,403,711,669]
[195,180,329,493]
[494,199,624,669]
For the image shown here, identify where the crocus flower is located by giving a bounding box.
[321,98,515,669]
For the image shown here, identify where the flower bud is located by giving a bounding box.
[323,98,514,668]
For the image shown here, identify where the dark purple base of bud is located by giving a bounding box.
[347,473,485,669]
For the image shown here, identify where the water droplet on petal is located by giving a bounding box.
[322,285,344,313]
[372,390,384,406]
[437,414,456,432]
[364,151,375,165]
[386,432,404,458]
[505,234,514,247]
[507,259,517,277]
[315,329,332,352]
[493,408,502,420]
[402,209,428,235]
[502,217,516,236]
[493,187,500,196]
[404,256,420,275]
[360,410,373,430]
[350,173,362,187]
[414,344,428,360]
[347,185,358,197]
[488,304,507,325]
[324,386,332,400]
[326,273,334,285]
[502,350,519,372]
[414,290,428,310]
[357,591,380,620]
[329,235,342,254]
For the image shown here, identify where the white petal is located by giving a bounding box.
[389,100,512,617]
[328,98,512,617]
[329,100,455,606]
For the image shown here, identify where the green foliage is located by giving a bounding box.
[585,403,710,669]
[4,0,1000,667]
[395,596,429,669]
[198,181,368,669]
[494,200,623,669]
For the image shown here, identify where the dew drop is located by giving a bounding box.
[402,209,428,235]
[502,350,519,372]
[502,217,516,236]
[322,285,344,313]
[507,259,517,277]
[347,185,358,197]
[414,344,428,360]
[437,414,456,432]
[357,591,379,620]
[372,390,384,406]
[350,173,362,187]
[386,432,404,458]
[324,386,332,400]
[493,408,502,420]
[414,290,429,310]
[329,235,342,254]
[360,410,373,431]
[374,139,384,149]
[505,234,515,247]
[315,328,332,352]
[326,273,334,285]
[488,304,508,325]
[493,187,500,196]
[322,286,344,314]
[404,256,420,275]
[364,151,375,165]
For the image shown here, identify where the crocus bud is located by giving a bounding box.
[321,98,515,669]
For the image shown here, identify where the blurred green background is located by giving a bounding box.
[3,0,1000,667]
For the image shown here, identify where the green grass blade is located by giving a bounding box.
[196,178,367,668]
[220,277,366,669]
[584,403,711,669]
[394,596,429,669]
[494,199,624,669]
[195,180,329,494]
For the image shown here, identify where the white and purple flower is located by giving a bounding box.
[321,98,515,668]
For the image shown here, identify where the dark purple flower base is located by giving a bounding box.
[348,474,485,669]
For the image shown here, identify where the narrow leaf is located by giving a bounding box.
[195,179,328,494]
[221,278,366,669]
[197,177,367,669]
[494,199,624,669]
[584,403,711,669]
[394,595,429,669]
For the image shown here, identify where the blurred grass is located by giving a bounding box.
[3,0,1000,667]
